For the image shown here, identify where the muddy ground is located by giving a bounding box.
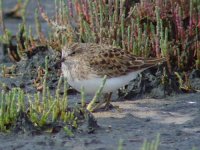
[0,93,200,150]
[0,1,200,150]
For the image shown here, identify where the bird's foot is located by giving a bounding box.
[104,102,114,110]
[103,102,121,112]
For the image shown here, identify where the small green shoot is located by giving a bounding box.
[141,134,160,150]
[87,75,107,112]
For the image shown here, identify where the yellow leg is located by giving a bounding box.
[89,92,112,112]
[104,92,113,110]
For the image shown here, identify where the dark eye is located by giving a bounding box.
[69,51,76,56]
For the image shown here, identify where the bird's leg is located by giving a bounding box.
[104,92,113,110]
[89,95,107,112]
[89,92,112,111]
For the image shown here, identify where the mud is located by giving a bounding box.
[0,93,200,150]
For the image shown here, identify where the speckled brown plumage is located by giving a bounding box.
[61,43,165,80]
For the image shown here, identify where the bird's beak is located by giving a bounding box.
[60,57,65,63]
[53,57,65,68]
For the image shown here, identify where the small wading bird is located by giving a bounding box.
[61,43,165,111]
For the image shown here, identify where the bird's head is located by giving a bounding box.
[61,43,83,59]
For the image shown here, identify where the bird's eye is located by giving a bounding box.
[69,51,76,56]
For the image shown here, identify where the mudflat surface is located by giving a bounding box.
[0,1,200,150]
[0,93,200,150]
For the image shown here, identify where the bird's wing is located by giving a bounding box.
[84,44,153,78]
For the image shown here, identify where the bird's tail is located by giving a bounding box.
[141,57,166,68]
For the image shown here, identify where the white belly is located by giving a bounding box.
[66,71,142,94]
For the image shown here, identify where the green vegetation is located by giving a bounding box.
[0,56,78,133]
[1,0,199,71]
[38,0,199,71]
[140,134,160,150]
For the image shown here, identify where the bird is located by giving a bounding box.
[61,43,165,111]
